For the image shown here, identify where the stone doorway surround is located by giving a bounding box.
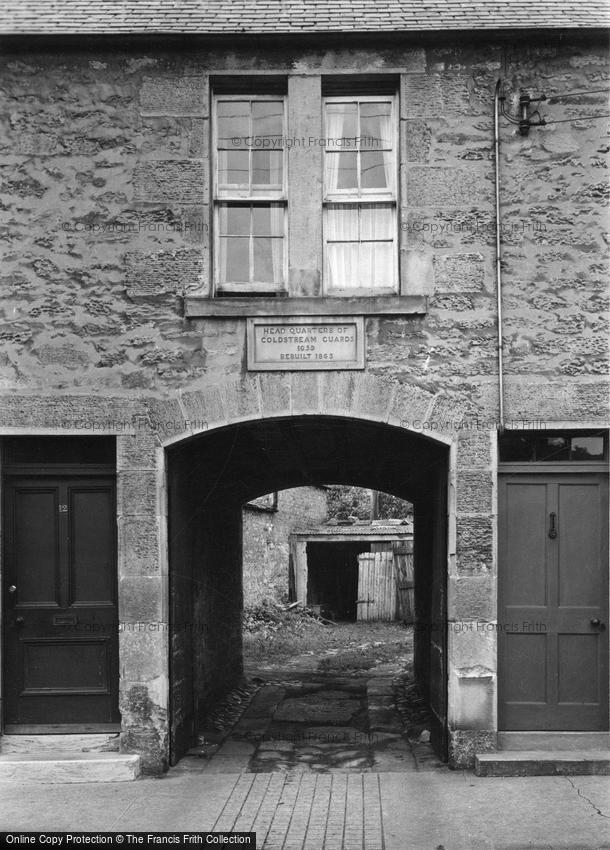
[0,372,497,772]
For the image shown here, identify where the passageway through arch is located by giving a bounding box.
[167,415,449,765]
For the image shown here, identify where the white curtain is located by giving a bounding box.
[218,205,229,284]
[325,101,395,289]
[378,105,393,191]
[360,203,393,288]
[360,203,392,240]
[270,204,284,284]
[327,203,393,290]
[325,104,347,194]
[327,205,357,289]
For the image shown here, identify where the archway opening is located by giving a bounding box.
[167,415,449,766]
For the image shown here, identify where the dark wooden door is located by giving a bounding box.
[498,474,608,730]
[4,477,119,730]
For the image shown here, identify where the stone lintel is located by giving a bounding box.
[185,295,427,317]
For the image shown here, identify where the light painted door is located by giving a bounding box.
[498,474,608,730]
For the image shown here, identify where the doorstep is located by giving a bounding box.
[0,752,141,783]
[0,732,120,754]
[497,731,610,751]
[475,749,610,777]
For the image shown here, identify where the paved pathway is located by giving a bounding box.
[211,773,383,850]
[2,668,608,848]
[2,770,608,849]
[183,673,443,775]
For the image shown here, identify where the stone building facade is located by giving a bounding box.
[0,2,608,773]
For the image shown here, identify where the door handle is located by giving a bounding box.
[590,618,606,630]
[548,512,557,539]
[14,616,25,627]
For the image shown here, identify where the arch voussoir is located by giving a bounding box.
[219,374,263,425]
[143,397,192,443]
[289,372,321,416]
[351,373,396,423]
[259,373,292,419]
[319,372,359,416]
[180,385,227,435]
[387,381,437,433]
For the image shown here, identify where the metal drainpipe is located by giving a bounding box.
[494,79,505,433]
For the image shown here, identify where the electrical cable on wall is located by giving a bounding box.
[499,83,610,134]
[529,87,610,101]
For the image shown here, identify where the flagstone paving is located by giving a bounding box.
[176,672,445,775]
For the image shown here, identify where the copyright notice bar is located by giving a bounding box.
[1,835,256,848]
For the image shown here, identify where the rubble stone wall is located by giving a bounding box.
[0,39,607,410]
[242,486,329,606]
[0,33,607,771]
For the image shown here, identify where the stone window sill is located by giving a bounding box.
[184,295,427,318]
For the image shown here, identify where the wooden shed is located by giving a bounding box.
[290,521,414,622]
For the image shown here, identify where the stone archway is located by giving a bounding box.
[166,413,450,767]
[114,373,497,772]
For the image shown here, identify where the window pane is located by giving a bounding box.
[360,101,392,149]
[360,204,393,240]
[361,150,389,190]
[219,205,250,236]
[536,437,569,461]
[252,100,284,148]
[253,237,283,283]
[326,102,358,146]
[220,237,250,283]
[571,436,605,460]
[218,149,249,188]
[327,243,359,289]
[359,242,393,288]
[252,150,283,187]
[326,205,359,241]
[252,205,284,237]
[326,151,358,191]
[252,205,271,236]
[217,100,249,148]
[498,435,536,462]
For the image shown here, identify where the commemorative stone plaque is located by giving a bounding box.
[247,316,365,371]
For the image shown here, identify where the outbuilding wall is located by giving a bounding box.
[242,487,329,607]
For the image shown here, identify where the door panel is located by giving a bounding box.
[504,633,547,703]
[14,488,60,606]
[4,477,119,728]
[502,482,548,607]
[558,483,600,606]
[499,473,608,731]
[22,639,110,692]
[70,487,115,605]
[557,635,599,703]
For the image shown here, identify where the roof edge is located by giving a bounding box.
[1,26,607,45]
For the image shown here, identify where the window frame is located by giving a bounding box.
[498,430,609,464]
[212,93,289,295]
[322,93,399,297]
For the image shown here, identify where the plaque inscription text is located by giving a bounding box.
[247,316,365,371]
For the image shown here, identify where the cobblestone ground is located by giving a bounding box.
[212,772,384,850]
